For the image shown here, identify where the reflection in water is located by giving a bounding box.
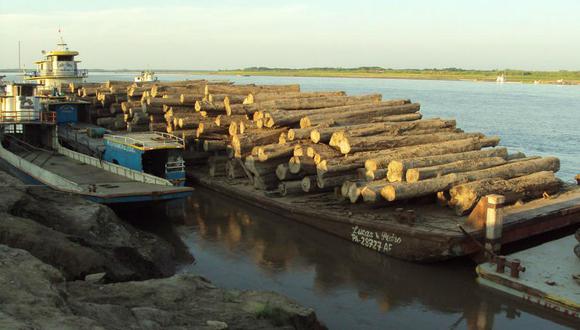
[155,188,576,330]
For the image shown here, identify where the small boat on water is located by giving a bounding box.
[134,70,158,83]
[0,39,192,204]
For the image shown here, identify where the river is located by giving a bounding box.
[4,72,579,328]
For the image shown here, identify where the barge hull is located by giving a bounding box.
[188,169,580,262]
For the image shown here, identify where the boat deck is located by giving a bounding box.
[14,149,192,203]
[187,167,580,261]
[477,235,580,319]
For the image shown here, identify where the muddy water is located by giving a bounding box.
[145,188,575,330]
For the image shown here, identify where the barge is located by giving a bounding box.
[188,169,580,262]
[477,235,580,319]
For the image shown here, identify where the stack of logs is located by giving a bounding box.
[68,79,564,217]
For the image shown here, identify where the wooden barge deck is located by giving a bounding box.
[187,168,580,262]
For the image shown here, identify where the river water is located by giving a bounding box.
[4,72,579,328]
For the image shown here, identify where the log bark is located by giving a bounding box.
[316,174,354,190]
[207,84,300,96]
[364,136,501,171]
[380,157,560,202]
[231,128,287,158]
[203,140,228,152]
[405,157,508,182]
[278,180,304,196]
[247,91,346,103]
[275,164,306,181]
[449,171,562,215]
[180,94,204,103]
[386,147,508,182]
[340,132,483,155]
[257,144,295,162]
[244,156,285,176]
[300,102,419,128]
[330,119,456,147]
[288,156,317,174]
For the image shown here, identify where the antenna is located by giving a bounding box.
[18,41,21,70]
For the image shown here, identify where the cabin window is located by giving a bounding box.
[56,55,74,61]
[20,85,34,96]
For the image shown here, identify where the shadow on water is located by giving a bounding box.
[118,187,577,330]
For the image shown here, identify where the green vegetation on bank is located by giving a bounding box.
[200,67,580,84]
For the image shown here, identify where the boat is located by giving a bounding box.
[0,38,192,204]
[134,71,158,83]
[24,35,88,93]
[0,81,192,204]
[496,74,506,83]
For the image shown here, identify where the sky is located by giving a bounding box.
[0,0,579,71]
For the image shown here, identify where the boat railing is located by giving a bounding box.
[166,160,185,173]
[104,131,185,149]
[25,69,88,79]
[0,140,82,192]
[0,111,56,124]
[57,143,174,186]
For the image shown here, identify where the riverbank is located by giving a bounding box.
[192,68,580,85]
[0,170,324,329]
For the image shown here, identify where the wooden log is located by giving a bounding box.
[207,84,300,96]
[405,157,508,182]
[316,174,354,190]
[278,180,304,196]
[203,140,228,152]
[178,114,207,129]
[288,156,317,174]
[351,181,385,203]
[246,91,346,103]
[380,157,560,202]
[363,168,387,182]
[244,156,284,176]
[339,132,484,155]
[180,94,205,103]
[364,136,501,171]
[231,128,287,158]
[276,164,306,181]
[149,122,167,132]
[386,147,509,182]
[300,102,418,128]
[330,119,456,147]
[263,99,408,128]
[215,114,249,127]
[301,176,317,193]
[287,121,335,141]
[195,101,227,113]
[259,94,382,111]
[449,171,562,215]
[257,144,295,162]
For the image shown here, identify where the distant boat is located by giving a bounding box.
[134,71,158,83]
[496,74,506,83]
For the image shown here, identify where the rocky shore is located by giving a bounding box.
[0,170,324,329]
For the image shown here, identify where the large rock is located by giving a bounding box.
[0,245,99,329]
[0,245,325,330]
[0,170,176,282]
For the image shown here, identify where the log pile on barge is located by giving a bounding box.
[65,79,580,261]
